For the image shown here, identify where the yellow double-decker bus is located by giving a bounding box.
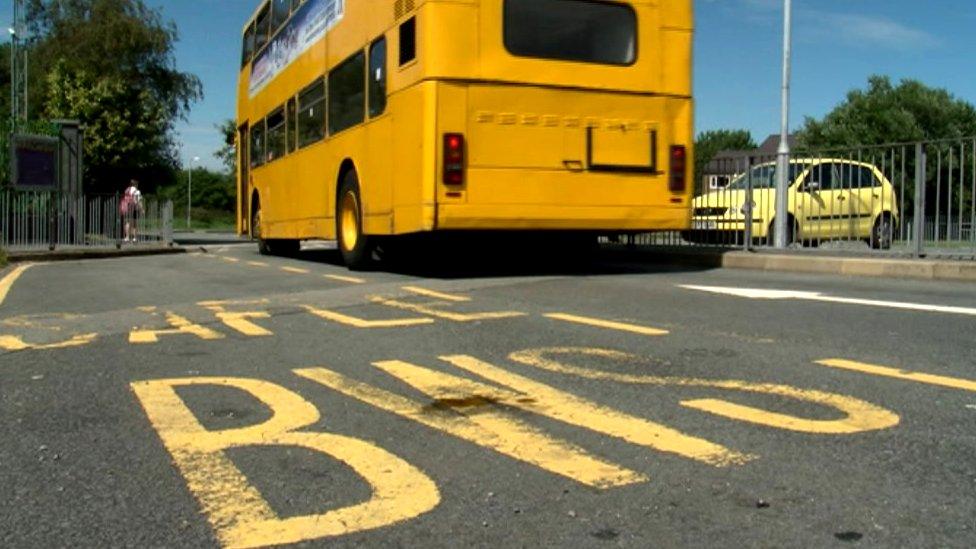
[237,0,694,268]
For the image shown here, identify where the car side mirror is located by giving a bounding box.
[805,181,821,192]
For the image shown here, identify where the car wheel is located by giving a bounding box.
[871,214,894,250]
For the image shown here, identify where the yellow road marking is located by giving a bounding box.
[131,377,440,549]
[304,305,433,328]
[0,333,97,352]
[325,274,366,284]
[544,313,669,336]
[247,261,269,267]
[281,266,310,274]
[509,348,899,434]
[221,257,240,263]
[817,359,976,393]
[0,263,34,307]
[296,364,650,488]
[200,300,273,337]
[371,297,526,322]
[402,286,471,302]
[130,312,225,344]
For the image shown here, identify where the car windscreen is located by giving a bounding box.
[503,0,637,66]
[728,164,804,190]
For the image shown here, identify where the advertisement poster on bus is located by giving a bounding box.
[249,0,345,98]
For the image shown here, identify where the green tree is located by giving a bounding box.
[799,75,976,148]
[215,119,237,174]
[25,0,203,193]
[694,129,756,193]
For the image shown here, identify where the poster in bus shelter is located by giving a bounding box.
[250,0,346,98]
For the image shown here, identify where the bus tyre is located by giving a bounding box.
[337,172,373,270]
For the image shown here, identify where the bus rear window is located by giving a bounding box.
[503,0,637,66]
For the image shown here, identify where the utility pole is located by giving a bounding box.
[773,0,793,248]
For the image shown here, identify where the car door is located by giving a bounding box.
[848,165,883,238]
[794,162,839,240]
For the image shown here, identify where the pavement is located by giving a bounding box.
[1,241,975,547]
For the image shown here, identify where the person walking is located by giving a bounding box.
[120,179,144,243]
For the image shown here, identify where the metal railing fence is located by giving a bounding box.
[627,137,976,260]
[0,190,174,251]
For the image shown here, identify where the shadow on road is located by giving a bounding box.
[290,235,718,280]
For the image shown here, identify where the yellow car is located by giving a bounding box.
[687,159,900,249]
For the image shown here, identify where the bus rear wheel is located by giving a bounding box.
[337,172,373,270]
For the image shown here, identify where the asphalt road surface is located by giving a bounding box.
[2,242,975,548]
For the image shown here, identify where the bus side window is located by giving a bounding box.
[255,3,271,51]
[399,17,416,66]
[271,0,290,35]
[297,78,326,148]
[266,108,286,162]
[369,38,387,118]
[329,51,366,135]
[250,122,265,168]
[286,97,298,153]
[242,23,255,68]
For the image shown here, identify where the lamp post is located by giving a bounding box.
[773,0,793,248]
[187,156,199,229]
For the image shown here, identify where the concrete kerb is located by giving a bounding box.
[632,249,976,283]
[6,246,186,264]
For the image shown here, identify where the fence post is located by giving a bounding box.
[164,200,174,246]
[913,143,926,258]
[743,156,753,252]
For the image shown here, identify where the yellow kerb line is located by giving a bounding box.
[544,313,669,336]
[817,359,976,393]
[325,274,366,284]
[0,263,34,308]
[281,267,310,274]
[402,286,471,302]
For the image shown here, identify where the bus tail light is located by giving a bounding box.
[669,145,687,193]
[443,133,465,186]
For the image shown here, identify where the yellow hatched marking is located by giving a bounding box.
[371,297,525,322]
[304,305,433,329]
[545,313,669,336]
[130,312,225,344]
[295,364,650,489]
[818,359,976,393]
[200,300,273,337]
[325,274,366,284]
[510,348,900,435]
[281,266,310,274]
[131,377,440,549]
[402,286,471,302]
[0,263,34,307]
[0,333,97,352]
[247,261,269,268]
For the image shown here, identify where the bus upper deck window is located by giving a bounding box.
[242,24,255,68]
[272,0,290,34]
[399,17,416,66]
[503,0,637,66]
[255,4,271,51]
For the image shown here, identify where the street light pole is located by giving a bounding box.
[187,156,199,229]
[774,0,793,248]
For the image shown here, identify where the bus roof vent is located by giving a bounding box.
[394,0,415,20]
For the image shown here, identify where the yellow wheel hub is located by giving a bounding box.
[340,191,360,252]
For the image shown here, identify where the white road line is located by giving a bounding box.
[680,285,976,317]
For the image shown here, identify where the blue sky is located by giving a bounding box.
[1,0,974,170]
